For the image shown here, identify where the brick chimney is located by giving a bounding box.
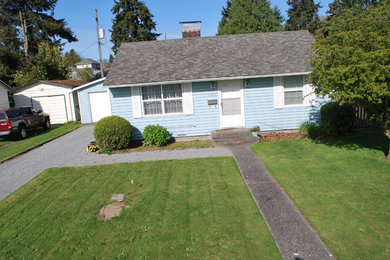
[179,21,201,39]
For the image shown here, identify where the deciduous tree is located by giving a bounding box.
[327,0,380,16]
[310,2,389,130]
[14,42,69,87]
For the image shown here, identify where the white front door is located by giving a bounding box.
[219,80,244,128]
[89,92,111,122]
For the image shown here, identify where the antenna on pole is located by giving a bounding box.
[95,8,104,79]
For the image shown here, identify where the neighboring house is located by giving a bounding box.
[99,30,324,139]
[75,59,100,70]
[0,80,12,109]
[72,77,111,123]
[70,59,108,81]
[14,80,87,124]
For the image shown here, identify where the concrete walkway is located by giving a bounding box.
[229,143,332,260]
[0,125,231,201]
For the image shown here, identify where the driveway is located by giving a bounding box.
[0,125,231,201]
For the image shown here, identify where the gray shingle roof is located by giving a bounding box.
[76,58,99,66]
[105,30,314,86]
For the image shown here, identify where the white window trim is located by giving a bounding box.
[274,75,316,108]
[283,76,305,107]
[141,84,184,117]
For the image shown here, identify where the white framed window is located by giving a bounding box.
[284,76,304,106]
[141,84,183,115]
[274,75,315,109]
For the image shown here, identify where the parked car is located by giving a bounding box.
[0,107,51,139]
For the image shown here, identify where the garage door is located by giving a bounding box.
[89,92,111,122]
[32,95,68,124]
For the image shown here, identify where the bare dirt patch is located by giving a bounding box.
[98,202,130,222]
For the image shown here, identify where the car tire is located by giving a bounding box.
[18,125,27,139]
[43,118,51,130]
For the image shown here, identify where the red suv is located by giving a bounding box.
[0,107,51,139]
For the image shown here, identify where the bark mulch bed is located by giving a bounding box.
[259,131,304,142]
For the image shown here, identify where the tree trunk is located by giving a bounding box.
[19,10,28,57]
[386,129,390,160]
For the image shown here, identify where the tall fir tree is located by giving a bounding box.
[110,0,160,54]
[285,0,322,33]
[217,0,232,34]
[327,0,380,16]
[0,0,77,56]
[272,6,285,25]
[0,0,76,84]
[217,0,283,35]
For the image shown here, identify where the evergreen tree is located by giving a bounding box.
[63,49,82,68]
[327,0,380,16]
[217,0,232,34]
[217,0,283,35]
[110,0,160,54]
[0,0,77,56]
[272,6,285,26]
[285,0,321,33]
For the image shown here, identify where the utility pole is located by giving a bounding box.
[95,8,104,78]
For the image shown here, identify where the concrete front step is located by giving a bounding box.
[211,128,258,146]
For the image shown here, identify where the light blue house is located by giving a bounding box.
[80,31,324,139]
[73,78,111,124]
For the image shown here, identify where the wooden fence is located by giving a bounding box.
[353,105,371,128]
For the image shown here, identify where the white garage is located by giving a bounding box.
[14,80,86,124]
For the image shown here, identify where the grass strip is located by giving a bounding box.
[0,122,80,163]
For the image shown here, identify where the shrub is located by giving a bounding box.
[299,121,338,140]
[320,102,355,134]
[142,125,171,147]
[93,116,132,150]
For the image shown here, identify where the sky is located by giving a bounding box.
[54,0,333,61]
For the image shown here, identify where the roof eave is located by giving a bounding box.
[72,77,106,92]
[104,71,311,88]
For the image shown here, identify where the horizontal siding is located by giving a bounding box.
[0,87,10,109]
[77,82,109,123]
[15,84,72,97]
[244,77,326,131]
[110,82,220,140]
[14,83,77,122]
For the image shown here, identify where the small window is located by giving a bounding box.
[23,107,33,115]
[284,76,303,105]
[6,110,21,118]
[142,84,183,115]
[0,112,7,121]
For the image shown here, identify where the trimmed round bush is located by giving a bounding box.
[320,102,355,134]
[93,116,132,150]
[142,124,171,147]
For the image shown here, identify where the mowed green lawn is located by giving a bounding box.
[0,122,80,162]
[252,128,390,260]
[0,157,281,259]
